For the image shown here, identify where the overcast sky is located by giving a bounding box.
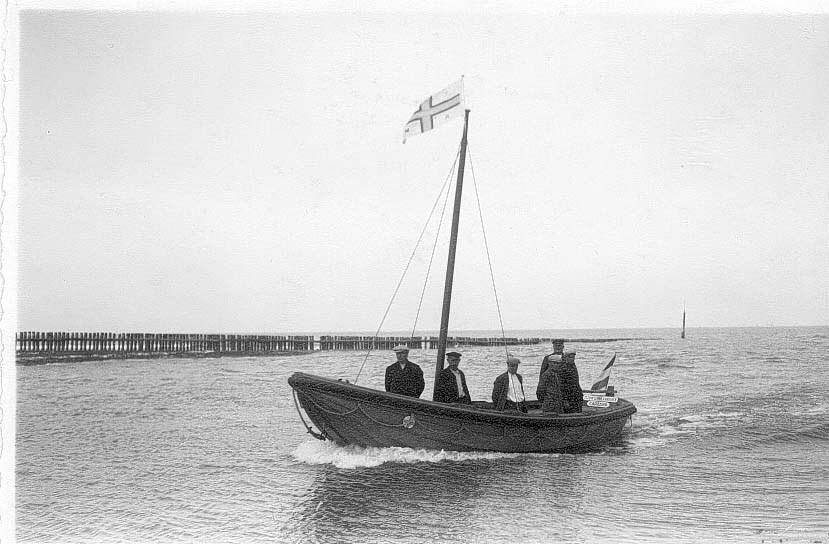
[10,3,829,333]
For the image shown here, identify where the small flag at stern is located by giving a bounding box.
[590,353,617,391]
[403,78,465,143]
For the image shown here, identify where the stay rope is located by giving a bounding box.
[410,161,455,339]
[353,145,462,384]
[467,145,510,362]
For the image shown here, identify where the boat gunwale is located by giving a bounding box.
[289,371,636,427]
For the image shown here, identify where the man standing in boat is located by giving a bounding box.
[560,352,583,413]
[536,353,565,414]
[492,357,527,412]
[434,351,471,404]
[385,345,425,398]
[538,339,565,380]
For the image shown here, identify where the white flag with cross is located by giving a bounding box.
[403,78,465,143]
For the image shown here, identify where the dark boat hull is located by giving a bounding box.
[288,372,636,453]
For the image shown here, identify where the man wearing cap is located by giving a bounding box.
[538,341,565,380]
[385,345,425,398]
[491,357,527,412]
[434,351,471,404]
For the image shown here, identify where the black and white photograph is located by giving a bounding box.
[2,1,828,542]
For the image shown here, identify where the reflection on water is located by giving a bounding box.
[285,444,601,544]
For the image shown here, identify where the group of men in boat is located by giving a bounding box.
[384,343,583,414]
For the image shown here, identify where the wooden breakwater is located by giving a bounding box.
[15,331,641,364]
[16,332,314,359]
[317,335,551,350]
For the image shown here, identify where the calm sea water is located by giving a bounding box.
[15,327,829,543]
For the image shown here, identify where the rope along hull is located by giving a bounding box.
[288,372,636,453]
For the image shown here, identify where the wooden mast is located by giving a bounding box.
[433,109,470,399]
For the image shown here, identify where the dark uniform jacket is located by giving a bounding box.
[536,368,564,414]
[434,367,471,404]
[491,371,524,411]
[559,355,583,413]
[385,361,425,398]
[538,353,561,381]
[539,354,582,413]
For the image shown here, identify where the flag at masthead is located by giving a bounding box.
[403,78,465,143]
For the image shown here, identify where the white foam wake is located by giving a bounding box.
[291,440,521,469]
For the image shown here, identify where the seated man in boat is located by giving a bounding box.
[491,357,527,413]
[559,351,583,413]
[434,351,471,404]
[385,345,425,398]
[536,354,565,414]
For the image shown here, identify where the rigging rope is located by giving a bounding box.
[410,161,455,339]
[353,145,462,384]
[468,145,510,361]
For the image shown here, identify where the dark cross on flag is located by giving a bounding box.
[403,79,465,142]
[410,94,462,132]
